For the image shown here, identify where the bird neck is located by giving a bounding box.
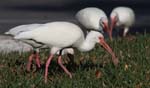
[77,31,97,52]
[78,41,95,52]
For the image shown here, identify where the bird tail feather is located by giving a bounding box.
[4,32,10,34]
[14,31,33,40]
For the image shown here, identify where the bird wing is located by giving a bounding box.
[5,23,42,36]
[14,22,84,48]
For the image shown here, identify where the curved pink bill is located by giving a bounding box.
[109,16,117,40]
[109,17,116,41]
[103,22,109,33]
[99,37,119,66]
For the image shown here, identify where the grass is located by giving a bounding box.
[0,34,150,88]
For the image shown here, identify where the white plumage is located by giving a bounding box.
[76,7,109,33]
[0,35,32,53]
[110,6,135,39]
[5,23,75,72]
[15,22,83,50]
[14,21,118,83]
[5,23,42,35]
[5,23,45,48]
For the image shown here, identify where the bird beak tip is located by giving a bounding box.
[99,37,119,66]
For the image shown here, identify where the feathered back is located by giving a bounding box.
[14,21,84,48]
[5,23,42,36]
[76,7,107,31]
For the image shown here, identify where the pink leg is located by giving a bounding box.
[27,54,34,72]
[35,53,41,68]
[58,56,72,78]
[44,54,53,83]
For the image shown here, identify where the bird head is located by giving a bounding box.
[96,31,119,66]
[107,12,119,41]
[110,12,118,31]
[85,30,119,65]
[88,31,118,66]
[99,35,119,66]
[99,17,109,34]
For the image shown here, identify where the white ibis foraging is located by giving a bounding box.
[110,7,135,40]
[5,23,75,72]
[75,7,109,33]
[14,21,118,83]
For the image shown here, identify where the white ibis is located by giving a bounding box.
[14,21,118,83]
[5,23,74,72]
[75,7,109,33]
[110,7,135,40]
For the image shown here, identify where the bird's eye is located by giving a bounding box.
[99,37,104,40]
[101,21,106,28]
[114,16,118,23]
[99,21,104,27]
[99,18,103,25]
[102,21,105,25]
